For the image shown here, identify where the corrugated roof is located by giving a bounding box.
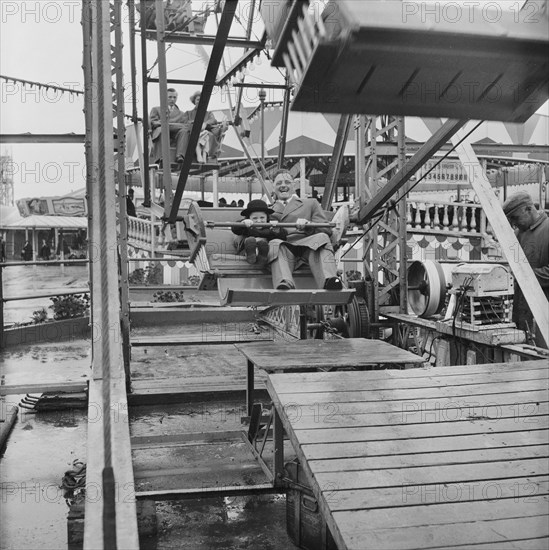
[6,215,87,229]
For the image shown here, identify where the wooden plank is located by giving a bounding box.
[439,537,549,550]
[131,335,273,346]
[269,367,549,394]
[314,458,549,491]
[293,417,549,445]
[338,515,549,550]
[285,402,549,431]
[235,338,424,370]
[452,131,549,347]
[333,498,549,531]
[303,429,549,460]
[271,390,549,420]
[329,476,549,512]
[130,430,242,450]
[267,378,547,407]
[267,359,547,381]
[0,381,88,396]
[309,445,548,473]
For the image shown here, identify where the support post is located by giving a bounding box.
[213,169,219,206]
[139,0,151,206]
[300,157,307,198]
[155,0,174,210]
[321,114,352,211]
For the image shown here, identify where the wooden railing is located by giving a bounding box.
[127,215,164,253]
[406,200,494,238]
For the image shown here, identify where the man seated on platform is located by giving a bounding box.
[267,169,343,291]
[149,87,189,164]
[503,191,549,347]
[182,91,228,163]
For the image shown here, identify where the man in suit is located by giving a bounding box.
[149,88,190,164]
[182,91,228,162]
[268,169,343,290]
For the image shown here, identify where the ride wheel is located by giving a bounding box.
[304,305,325,339]
[319,296,371,339]
[407,260,447,318]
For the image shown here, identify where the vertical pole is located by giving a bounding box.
[300,157,307,198]
[0,265,4,350]
[213,169,219,206]
[369,116,380,324]
[155,0,173,210]
[259,88,266,166]
[114,1,132,390]
[278,76,291,169]
[273,408,284,487]
[354,115,366,201]
[397,117,408,315]
[140,0,152,206]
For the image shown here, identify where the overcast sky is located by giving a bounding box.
[0,0,544,201]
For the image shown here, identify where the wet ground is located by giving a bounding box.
[2,265,90,326]
[0,337,90,550]
[1,289,301,549]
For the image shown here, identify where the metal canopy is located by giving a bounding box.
[274,0,549,122]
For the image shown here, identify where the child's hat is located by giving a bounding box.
[241,199,274,217]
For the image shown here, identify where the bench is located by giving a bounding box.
[181,201,355,307]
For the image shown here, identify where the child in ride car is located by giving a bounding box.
[231,199,287,264]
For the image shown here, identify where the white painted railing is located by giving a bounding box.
[406,200,495,238]
[127,215,164,254]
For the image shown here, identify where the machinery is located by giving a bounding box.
[408,261,515,327]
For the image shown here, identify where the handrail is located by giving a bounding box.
[3,289,89,303]
[1,259,89,268]
[205,221,336,229]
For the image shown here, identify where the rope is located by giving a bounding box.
[96,1,116,547]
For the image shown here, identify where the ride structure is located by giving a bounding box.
[77,0,549,548]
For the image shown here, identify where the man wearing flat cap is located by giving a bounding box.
[503,191,549,347]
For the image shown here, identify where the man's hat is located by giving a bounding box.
[190,91,201,103]
[503,191,532,217]
[241,199,274,217]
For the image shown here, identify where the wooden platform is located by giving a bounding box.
[236,338,425,372]
[236,338,425,417]
[385,312,526,346]
[266,359,549,550]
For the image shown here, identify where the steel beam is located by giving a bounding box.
[144,30,261,49]
[168,1,239,222]
[357,119,467,224]
[321,114,352,210]
[0,133,85,143]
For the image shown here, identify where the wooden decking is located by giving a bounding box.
[266,359,549,550]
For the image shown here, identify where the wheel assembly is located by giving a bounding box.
[320,296,371,339]
[407,260,447,317]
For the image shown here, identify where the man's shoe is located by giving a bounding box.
[176,155,185,163]
[276,279,295,290]
[324,276,343,290]
[244,237,257,264]
[256,240,269,265]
